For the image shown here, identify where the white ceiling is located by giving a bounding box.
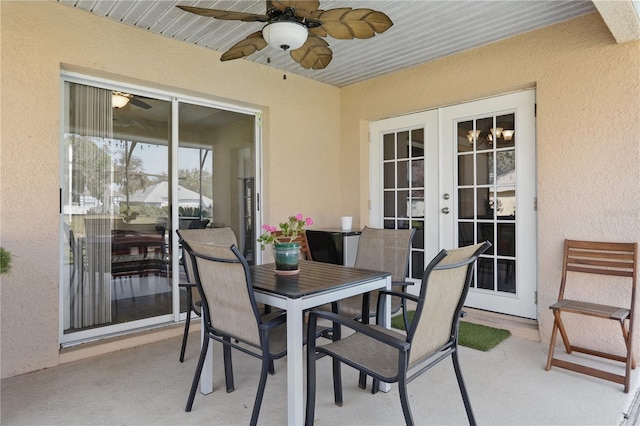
[57,0,639,87]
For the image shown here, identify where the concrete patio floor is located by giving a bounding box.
[2,327,639,425]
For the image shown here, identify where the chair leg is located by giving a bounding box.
[179,311,191,362]
[545,319,560,371]
[250,355,271,426]
[223,336,234,393]
[397,371,414,426]
[452,349,476,426]
[185,335,210,412]
[333,359,343,406]
[306,347,318,425]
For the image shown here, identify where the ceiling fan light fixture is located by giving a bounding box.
[262,21,307,51]
[112,93,130,108]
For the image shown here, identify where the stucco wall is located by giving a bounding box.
[1,1,639,379]
[0,0,341,378]
[340,13,640,354]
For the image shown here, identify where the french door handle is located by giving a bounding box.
[441,207,450,214]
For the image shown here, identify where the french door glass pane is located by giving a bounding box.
[456,112,518,294]
[382,128,425,279]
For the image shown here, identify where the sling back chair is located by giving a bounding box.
[178,236,326,425]
[331,226,415,388]
[545,239,638,392]
[179,238,287,425]
[305,241,491,426]
[336,227,416,327]
[177,228,237,362]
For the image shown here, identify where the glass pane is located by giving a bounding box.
[458,154,474,186]
[458,120,473,153]
[477,258,494,290]
[398,219,410,229]
[411,159,424,188]
[397,190,409,218]
[384,191,395,217]
[497,259,516,293]
[477,187,492,219]
[458,222,474,246]
[477,222,494,254]
[397,160,409,188]
[496,151,515,183]
[411,128,424,156]
[397,131,410,159]
[412,222,424,249]
[383,133,395,160]
[383,163,395,189]
[496,113,515,149]
[411,251,424,279]
[497,223,516,256]
[476,152,491,185]
[475,117,493,151]
[458,188,474,219]
[383,219,395,229]
[497,191,516,219]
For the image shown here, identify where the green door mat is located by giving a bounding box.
[391,311,511,351]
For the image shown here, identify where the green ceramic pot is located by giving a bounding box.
[273,242,301,272]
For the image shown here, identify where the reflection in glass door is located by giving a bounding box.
[61,81,172,341]
[457,113,517,294]
[176,102,257,320]
[60,78,259,345]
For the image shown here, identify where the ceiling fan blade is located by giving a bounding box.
[220,32,268,62]
[290,35,332,69]
[128,97,152,109]
[270,1,320,18]
[309,8,393,39]
[176,5,268,22]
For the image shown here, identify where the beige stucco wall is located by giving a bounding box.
[1,1,639,379]
[0,0,341,378]
[340,13,640,354]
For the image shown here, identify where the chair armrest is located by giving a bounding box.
[179,282,196,289]
[377,289,419,304]
[259,310,287,331]
[308,310,410,352]
[391,280,415,288]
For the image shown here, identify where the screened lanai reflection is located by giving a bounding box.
[61,80,257,343]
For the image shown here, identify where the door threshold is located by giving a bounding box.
[462,307,540,342]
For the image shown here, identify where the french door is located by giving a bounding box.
[370,90,537,318]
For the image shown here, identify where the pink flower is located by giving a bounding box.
[295,213,303,220]
[305,218,314,226]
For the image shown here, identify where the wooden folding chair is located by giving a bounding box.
[545,240,638,392]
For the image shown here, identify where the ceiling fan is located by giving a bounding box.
[112,91,152,109]
[176,1,393,70]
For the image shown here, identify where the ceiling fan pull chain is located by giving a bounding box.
[282,49,287,80]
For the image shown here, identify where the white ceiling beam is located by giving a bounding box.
[592,0,640,43]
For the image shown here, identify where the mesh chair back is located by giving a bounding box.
[354,227,413,282]
[409,242,489,365]
[179,228,237,283]
[186,241,262,347]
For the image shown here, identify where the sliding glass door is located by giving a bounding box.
[60,76,258,344]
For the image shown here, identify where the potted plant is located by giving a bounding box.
[0,247,12,275]
[257,213,313,274]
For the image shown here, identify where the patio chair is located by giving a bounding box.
[305,241,491,426]
[177,227,238,362]
[179,237,327,425]
[545,239,638,392]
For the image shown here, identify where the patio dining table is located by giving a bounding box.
[199,260,392,425]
